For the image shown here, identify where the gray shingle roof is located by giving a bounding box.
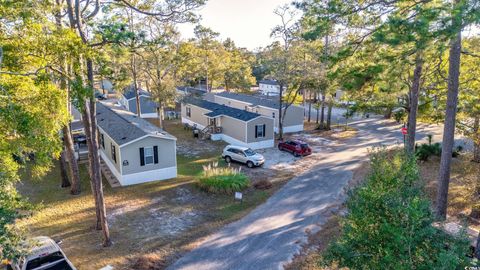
[176,86,207,96]
[128,96,158,114]
[186,98,261,121]
[70,121,84,132]
[96,101,175,146]
[122,85,151,100]
[259,79,279,86]
[215,92,280,110]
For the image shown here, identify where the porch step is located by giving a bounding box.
[99,157,121,188]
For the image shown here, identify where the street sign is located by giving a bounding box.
[401,127,408,135]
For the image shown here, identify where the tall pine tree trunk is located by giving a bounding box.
[157,104,164,129]
[87,59,112,247]
[132,54,141,117]
[473,115,480,163]
[406,52,424,154]
[60,150,71,188]
[326,99,333,130]
[436,15,462,220]
[384,107,393,119]
[315,93,320,124]
[81,101,101,230]
[307,91,312,122]
[320,93,326,129]
[278,84,284,140]
[56,8,81,195]
[63,124,81,194]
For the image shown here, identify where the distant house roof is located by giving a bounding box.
[128,96,158,114]
[96,101,175,146]
[70,120,84,132]
[122,85,151,100]
[176,86,207,96]
[215,92,280,110]
[185,98,261,122]
[259,79,279,86]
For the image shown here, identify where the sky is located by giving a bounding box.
[177,0,296,51]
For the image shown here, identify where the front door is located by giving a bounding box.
[209,118,216,127]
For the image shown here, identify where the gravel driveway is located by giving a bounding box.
[168,117,470,270]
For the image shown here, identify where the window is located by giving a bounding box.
[111,143,116,163]
[272,112,275,118]
[26,251,68,270]
[244,148,256,156]
[140,146,158,166]
[100,133,105,149]
[186,107,191,117]
[227,148,238,154]
[144,147,154,165]
[255,124,266,138]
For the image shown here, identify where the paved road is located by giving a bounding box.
[168,117,463,270]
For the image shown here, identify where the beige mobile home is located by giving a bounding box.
[96,101,177,186]
[181,99,274,149]
[209,92,304,133]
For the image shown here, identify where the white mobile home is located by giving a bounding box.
[96,101,177,186]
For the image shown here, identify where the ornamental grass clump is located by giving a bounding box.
[197,162,249,194]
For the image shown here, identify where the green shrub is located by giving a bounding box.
[323,149,470,270]
[415,142,441,161]
[394,109,406,123]
[197,162,249,194]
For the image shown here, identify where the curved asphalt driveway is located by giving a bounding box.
[168,117,450,270]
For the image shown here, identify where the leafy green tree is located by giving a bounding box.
[222,38,256,91]
[140,22,180,128]
[324,149,470,269]
[62,0,205,247]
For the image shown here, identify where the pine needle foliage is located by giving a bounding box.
[323,148,470,269]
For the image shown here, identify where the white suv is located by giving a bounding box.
[222,145,265,168]
[8,236,76,270]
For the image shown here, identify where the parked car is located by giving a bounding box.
[278,140,312,157]
[222,145,265,168]
[7,236,76,270]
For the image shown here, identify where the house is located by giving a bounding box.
[209,92,304,134]
[119,85,159,118]
[96,101,177,186]
[176,86,208,98]
[259,79,284,96]
[181,98,275,149]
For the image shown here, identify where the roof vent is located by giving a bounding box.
[121,136,127,140]
[100,118,104,121]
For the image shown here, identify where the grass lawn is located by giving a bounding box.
[16,120,281,270]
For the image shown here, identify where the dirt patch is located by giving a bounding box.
[284,215,343,270]
[419,154,480,230]
[161,119,226,157]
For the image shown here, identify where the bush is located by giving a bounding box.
[323,149,470,270]
[415,142,441,161]
[394,109,406,123]
[197,162,249,194]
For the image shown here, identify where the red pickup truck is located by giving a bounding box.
[278,140,312,157]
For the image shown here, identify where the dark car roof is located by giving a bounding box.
[284,140,308,145]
